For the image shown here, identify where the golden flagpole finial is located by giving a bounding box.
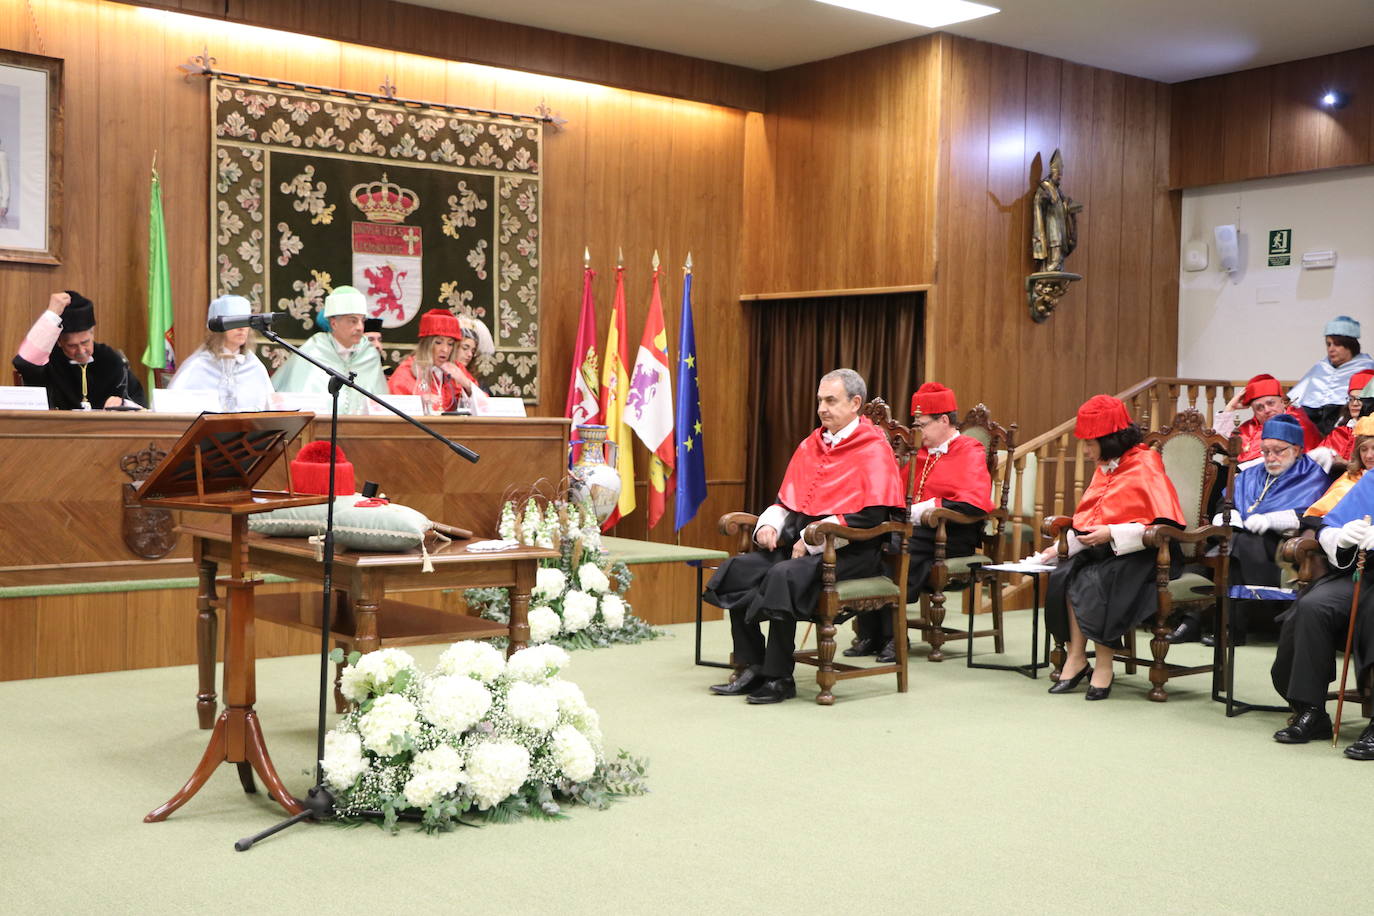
[617,247,624,268]
[684,251,693,272]
[652,250,660,270]
[583,246,590,268]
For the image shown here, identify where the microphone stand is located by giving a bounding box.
[234,327,478,851]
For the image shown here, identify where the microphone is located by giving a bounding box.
[209,312,278,332]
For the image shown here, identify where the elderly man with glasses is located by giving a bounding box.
[1209,415,1332,646]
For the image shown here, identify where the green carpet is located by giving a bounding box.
[0,613,1367,914]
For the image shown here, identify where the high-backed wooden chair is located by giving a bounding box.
[1044,408,1236,701]
[717,398,915,704]
[906,404,1016,662]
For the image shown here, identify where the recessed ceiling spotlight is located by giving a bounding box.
[1321,90,1349,109]
[815,0,1000,29]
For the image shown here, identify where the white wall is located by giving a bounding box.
[1177,165,1374,382]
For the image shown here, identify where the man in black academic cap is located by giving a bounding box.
[13,291,146,410]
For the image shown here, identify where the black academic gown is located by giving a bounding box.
[1271,548,1374,708]
[13,343,147,410]
[1046,539,1182,645]
[703,505,894,676]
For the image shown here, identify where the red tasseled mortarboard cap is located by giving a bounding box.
[911,382,957,417]
[418,308,462,340]
[291,440,355,496]
[1241,373,1283,406]
[1074,394,1132,440]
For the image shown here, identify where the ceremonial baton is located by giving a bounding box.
[1332,515,1370,747]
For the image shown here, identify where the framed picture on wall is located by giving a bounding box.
[0,50,63,265]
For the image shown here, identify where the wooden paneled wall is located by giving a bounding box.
[1172,45,1374,188]
[0,0,751,553]
[929,35,1179,438]
[741,36,943,294]
[743,34,1179,439]
[115,0,765,110]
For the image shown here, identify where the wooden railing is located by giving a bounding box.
[994,377,1272,608]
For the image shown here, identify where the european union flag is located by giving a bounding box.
[674,270,706,531]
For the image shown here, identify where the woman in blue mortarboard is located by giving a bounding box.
[1269,465,1374,757]
[1218,414,1332,645]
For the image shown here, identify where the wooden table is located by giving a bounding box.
[186,523,558,726]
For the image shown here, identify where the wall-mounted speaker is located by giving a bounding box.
[1214,224,1239,274]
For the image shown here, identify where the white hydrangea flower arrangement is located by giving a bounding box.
[466,497,659,651]
[322,641,647,832]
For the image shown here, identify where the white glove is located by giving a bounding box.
[1337,519,1371,548]
[1243,513,1271,535]
[1308,446,1336,473]
[1264,510,1300,535]
[1212,510,1242,528]
[909,498,937,524]
[1360,528,1374,552]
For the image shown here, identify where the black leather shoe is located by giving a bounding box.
[1273,706,1333,744]
[709,668,762,696]
[1344,721,1374,760]
[875,639,897,664]
[745,677,797,705]
[842,637,879,658]
[1200,633,1216,648]
[1085,678,1113,701]
[1166,617,1201,643]
[1048,664,1091,694]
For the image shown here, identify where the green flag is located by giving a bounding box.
[142,167,174,391]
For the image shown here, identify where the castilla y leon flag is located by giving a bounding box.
[627,263,675,529]
[565,262,601,430]
[599,265,635,530]
[674,261,706,532]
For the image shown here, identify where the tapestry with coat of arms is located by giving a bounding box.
[209,78,542,400]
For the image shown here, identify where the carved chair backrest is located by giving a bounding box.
[957,403,1018,553]
[860,397,917,581]
[1143,408,1237,560]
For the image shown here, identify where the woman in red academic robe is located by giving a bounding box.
[1038,395,1185,700]
[388,309,465,412]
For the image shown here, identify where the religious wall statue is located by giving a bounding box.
[1026,149,1083,322]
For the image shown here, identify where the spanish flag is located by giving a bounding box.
[599,266,636,529]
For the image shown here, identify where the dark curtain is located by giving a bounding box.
[745,292,924,510]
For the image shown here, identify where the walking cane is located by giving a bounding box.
[1332,524,1369,747]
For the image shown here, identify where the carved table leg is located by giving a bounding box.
[353,582,381,657]
[196,556,220,729]
[509,557,533,656]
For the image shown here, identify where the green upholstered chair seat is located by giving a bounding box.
[1167,572,1214,603]
[942,554,992,578]
[834,576,902,602]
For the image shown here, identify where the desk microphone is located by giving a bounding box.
[209,313,278,332]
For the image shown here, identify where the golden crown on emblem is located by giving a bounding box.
[349,172,420,223]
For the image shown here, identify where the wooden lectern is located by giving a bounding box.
[136,412,327,823]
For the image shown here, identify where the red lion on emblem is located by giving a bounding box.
[363,264,408,319]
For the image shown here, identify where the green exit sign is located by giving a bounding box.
[1268,228,1292,267]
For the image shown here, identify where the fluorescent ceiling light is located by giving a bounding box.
[815,0,1000,29]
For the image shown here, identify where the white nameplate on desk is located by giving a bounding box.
[366,394,425,417]
[151,388,218,414]
[474,396,527,417]
[269,392,334,415]
[0,387,50,410]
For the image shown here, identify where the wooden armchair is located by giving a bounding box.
[907,404,1016,662]
[717,398,915,705]
[1045,408,1237,702]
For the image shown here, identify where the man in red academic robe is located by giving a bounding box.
[1215,373,1321,467]
[849,382,994,663]
[702,369,905,704]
